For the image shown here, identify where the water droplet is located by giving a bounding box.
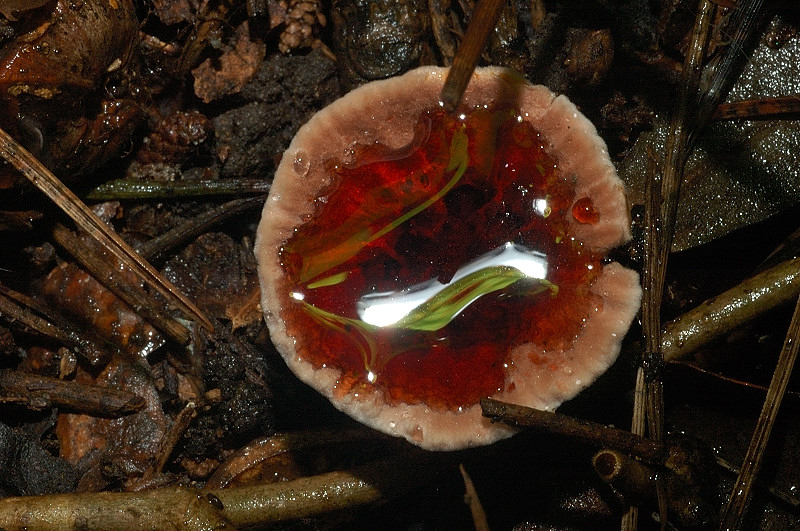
[293,149,310,177]
[343,147,355,164]
[572,197,599,224]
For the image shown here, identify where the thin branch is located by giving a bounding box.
[53,224,191,346]
[460,464,490,531]
[715,455,800,510]
[439,0,506,112]
[87,179,270,200]
[646,0,715,436]
[630,4,716,529]
[0,369,144,416]
[215,454,443,527]
[138,195,266,262]
[0,126,213,335]
[481,398,666,465]
[0,454,442,528]
[719,292,800,528]
[663,256,800,362]
[712,95,800,120]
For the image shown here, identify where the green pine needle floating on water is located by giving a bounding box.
[301,263,557,378]
[299,126,470,284]
[303,266,555,335]
[368,124,469,244]
[395,266,528,331]
[301,301,381,373]
[306,271,349,289]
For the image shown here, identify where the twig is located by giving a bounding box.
[630,5,716,528]
[0,454,442,529]
[460,463,490,531]
[87,179,271,201]
[662,256,800,362]
[0,284,109,365]
[0,126,213,335]
[649,0,716,435]
[715,455,800,509]
[215,455,441,527]
[640,129,665,438]
[593,449,657,505]
[0,486,232,530]
[694,0,768,140]
[439,0,506,112]
[622,368,647,530]
[712,95,800,120]
[480,398,666,465]
[0,369,144,416]
[719,292,800,529]
[53,224,192,346]
[138,196,266,262]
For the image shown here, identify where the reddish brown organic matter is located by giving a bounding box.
[255,67,640,450]
[0,0,140,187]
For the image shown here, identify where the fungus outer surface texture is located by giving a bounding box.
[255,66,641,450]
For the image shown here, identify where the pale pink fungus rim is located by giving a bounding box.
[255,66,641,450]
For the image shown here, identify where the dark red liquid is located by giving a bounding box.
[279,107,604,410]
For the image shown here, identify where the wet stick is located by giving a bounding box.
[719,292,800,529]
[439,0,506,112]
[0,126,213,336]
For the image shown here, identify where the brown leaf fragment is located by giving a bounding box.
[192,22,266,104]
[225,285,262,331]
[56,358,169,492]
[163,233,260,325]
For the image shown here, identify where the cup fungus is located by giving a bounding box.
[255,66,641,450]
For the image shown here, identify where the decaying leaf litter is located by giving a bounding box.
[0,0,797,528]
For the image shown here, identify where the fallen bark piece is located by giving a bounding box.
[0,370,144,417]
